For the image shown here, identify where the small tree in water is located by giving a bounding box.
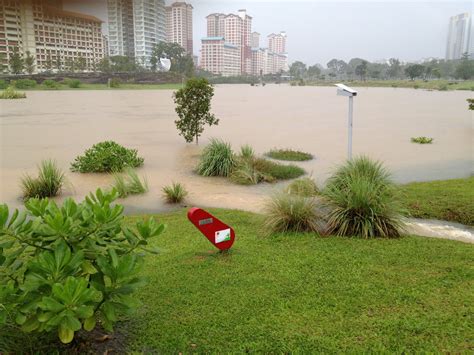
[174,78,219,144]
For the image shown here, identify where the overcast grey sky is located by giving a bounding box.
[63,0,472,66]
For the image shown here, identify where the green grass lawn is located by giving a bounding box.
[307,79,474,91]
[119,209,473,353]
[400,177,474,226]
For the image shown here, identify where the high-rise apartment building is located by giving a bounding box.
[446,13,473,60]
[251,32,260,49]
[206,13,225,38]
[0,0,105,73]
[166,1,193,55]
[268,31,287,54]
[107,0,166,67]
[201,37,240,77]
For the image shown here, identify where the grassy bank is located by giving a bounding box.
[306,79,474,91]
[9,82,183,91]
[400,177,474,226]
[126,210,474,352]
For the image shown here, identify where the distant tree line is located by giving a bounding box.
[289,53,474,81]
[1,42,195,77]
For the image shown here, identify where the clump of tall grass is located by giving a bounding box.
[286,177,319,197]
[162,182,188,203]
[266,149,313,161]
[21,160,66,200]
[197,139,236,177]
[42,79,60,90]
[322,156,404,238]
[253,158,305,180]
[112,169,148,198]
[263,193,321,235]
[0,86,26,99]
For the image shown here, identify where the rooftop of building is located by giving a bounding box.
[45,6,103,23]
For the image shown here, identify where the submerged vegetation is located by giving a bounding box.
[20,160,66,200]
[266,149,313,161]
[112,169,148,198]
[322,156,405,238]
[411,136,434,144]
[197,139,236,177]
[0,86,26,99]
[162,182,188,204]
[285,177,320,197]
[71,141,144,173]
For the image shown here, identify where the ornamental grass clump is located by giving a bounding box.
[322,156,404,238]
[197,139,236,177]
[263,192,321,235]
[411,136,433,144]
[0,86,26,99]
[112,169,148,198]
[266,149,313,161]
[0,189,165,344]
[21,160,66,200]
[286,177,319,197]
[162,182,188,204]
[71,141,144,173]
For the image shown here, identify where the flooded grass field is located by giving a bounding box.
[0,85,472,213]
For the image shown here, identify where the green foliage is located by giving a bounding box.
[289,61,307,79]
[230,160,273,185]
[112,169,148,198]
[20,160,66,200]
[42,79,60,90]
[8,46,24,74]
[0,86,26,99]
[197,139,235,177]
[400,177,474,226]
[411,136,433,144]
[109,78,121,88]
[12,79,37,89]
[240,145,255,160]
[285,177,319,197]
[174,78,219,144]
[454,53,474,80]
[0,79,7,89]
[65,79,81,88]
[266,149,313,161]
[24,51,35,74]
[151,42,194,76]
[467,98,474,110]
[253,158,306,180]
[263,193,321,235]
[162,182,188,204]
[438,83,448,91]
[71,141,144,173]
[0,189,165,344]
[405,64,425,80]
[322,156,404,238]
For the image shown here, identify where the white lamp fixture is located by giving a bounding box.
[335,83,358,160]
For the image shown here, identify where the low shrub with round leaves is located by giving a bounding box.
[71,141,144,173]
[0,189,165,344]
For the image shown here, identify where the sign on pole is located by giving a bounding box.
[335,84,358,160]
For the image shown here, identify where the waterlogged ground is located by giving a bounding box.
[0,85,472,215]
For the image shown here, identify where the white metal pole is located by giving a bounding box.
[348,96,353,160]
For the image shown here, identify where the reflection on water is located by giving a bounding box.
[1,85,472,215]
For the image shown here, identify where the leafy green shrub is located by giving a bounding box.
[254,158,305,180]
[413,84,420,89]
[12,79,37,89]
[0,79,8,89]
[162,182,188,203]
[391,83,398,88]
[286,177,319,197]
[468,98,474,110]
[266,149,313,161]
[65,78,81,88]
[112,169,148,198]
[411,136,433,144]
[438,83,448,91]
[230,160,273,185]
[322,156,404,238]
[71,141,144,173]
[42,79,60,90]
[197,139,236,177]
[0,86,26,99]
[263,193,321,235]
[109,78,121,88]
[20,160,66,200]
[0,189,165,344]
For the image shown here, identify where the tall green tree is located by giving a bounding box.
[173,78,219,144]
[307,64,321,79]
[151,42,193,75]
[75,56,87,72]
[355,60,368,80]
[9,47,24,74]
[387,58,401,78]
[405,64,425,80]
[289,61,307,79]
[454,53,474,80]
[24,51,35,74]
[44,54,53,72]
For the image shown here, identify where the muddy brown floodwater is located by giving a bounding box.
[0,85,472,215]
